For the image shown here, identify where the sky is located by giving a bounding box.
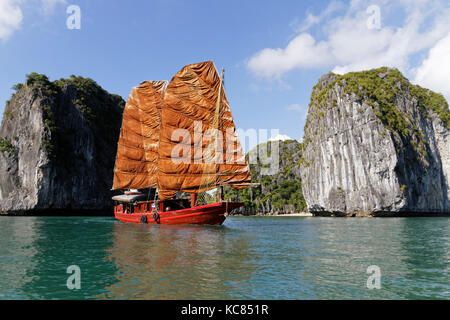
[1,0,449,146]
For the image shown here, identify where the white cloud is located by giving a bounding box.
[414,34,450,102]
[269,134,292,142]
[247,33,331,79]
[0,0,23,41]
[247,1,450,79]
[0,0,67,41]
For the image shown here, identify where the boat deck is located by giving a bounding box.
[114,200,244,225]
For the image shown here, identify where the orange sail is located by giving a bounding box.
[112,61,251,200]
[157,61,251,200]
[112,80,168,190]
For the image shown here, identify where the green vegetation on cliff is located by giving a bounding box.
[308,67,449,131]
[60,75,125,124]
[305,67,450,168]
[21,73,126,124]
[224,140,307,214]
[0,137,15,153]
[6,73,125,159]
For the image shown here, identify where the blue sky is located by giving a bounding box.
[1,0,449,145]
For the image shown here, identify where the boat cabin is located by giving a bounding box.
[112,194,192,215]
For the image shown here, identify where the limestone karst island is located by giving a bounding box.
[0,0,449,303]
[1,68,448,217]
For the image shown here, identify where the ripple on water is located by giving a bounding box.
[0,216,448,299]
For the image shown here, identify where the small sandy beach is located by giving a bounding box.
[268,213,313,217]
[246,212,313,217]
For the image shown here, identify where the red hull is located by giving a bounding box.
[114,201,244,225]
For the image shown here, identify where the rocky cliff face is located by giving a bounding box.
[226,140,307,215]
[0,73,124,215]
[299,67,450,216]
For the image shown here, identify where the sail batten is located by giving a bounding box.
[112,80,168,190]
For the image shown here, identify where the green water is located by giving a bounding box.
[0,216,448,300]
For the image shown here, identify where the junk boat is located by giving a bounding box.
[111,61,252,225]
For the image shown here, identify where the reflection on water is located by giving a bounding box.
[0,216,448,299]
[0,217,119,299]
[0,218,39,299]
[99,223,254,299]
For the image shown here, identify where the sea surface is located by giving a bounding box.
[0,216,449,300]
